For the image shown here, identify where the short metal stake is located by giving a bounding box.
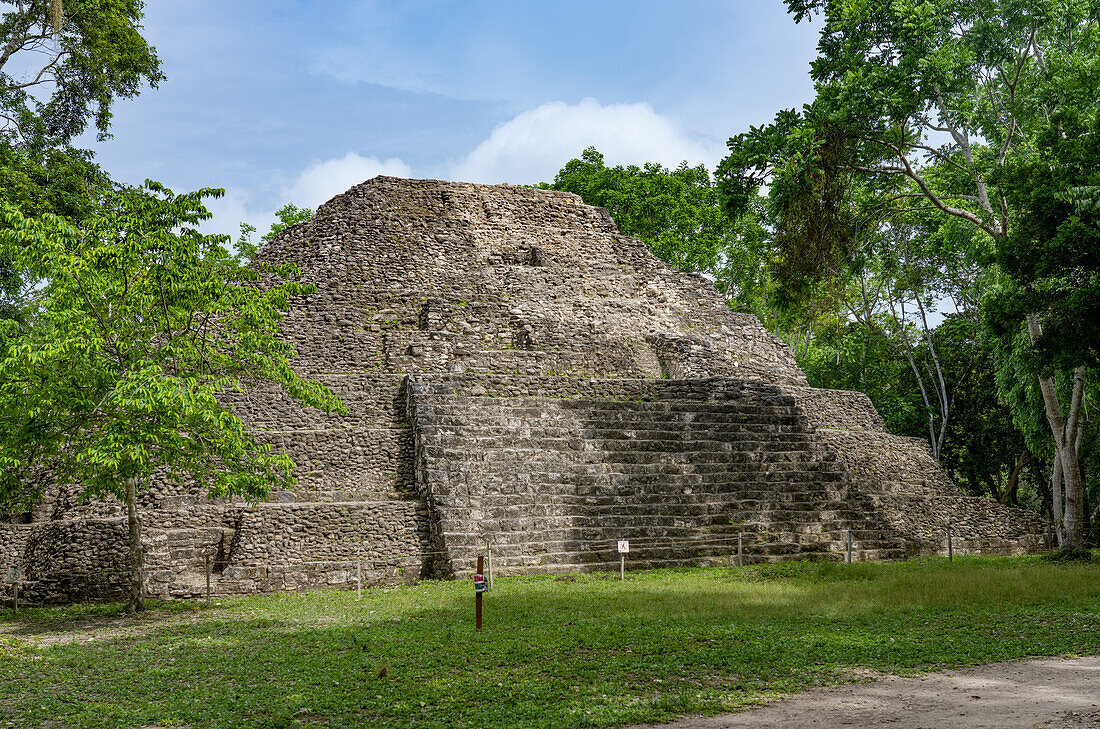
[846,529,852,564]
[357,547,363,601]
[738,532,743,567]
[487,544,493,589]
[947,526,953,562]
[475,555,484,632]
[205,555,211,604]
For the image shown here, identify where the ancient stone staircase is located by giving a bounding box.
[408,376,914,575]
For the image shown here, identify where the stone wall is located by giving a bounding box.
[784,386,888,433]
[0,525,31,578]
[6,518,130,603]
[818,431,958,498]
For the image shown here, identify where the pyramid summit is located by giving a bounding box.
[1,177,1049,601]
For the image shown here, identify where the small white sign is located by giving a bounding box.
[617,540,630,554]
[5,568,22,584]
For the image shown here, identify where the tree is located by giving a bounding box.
[1,0,163,319]
[0,141,107,319]
[235,203,314,264]
[0,182,343,611]
[986,109,1100,544]
[837,211,992,461]
[545,147,776,321]
[988,110,1100,369]
[935,314,1039,505]
[719,0,1100,548]
[1,0,162,145]
[989,323,1097,523]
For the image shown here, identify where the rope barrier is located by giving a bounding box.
[4,532,773,586]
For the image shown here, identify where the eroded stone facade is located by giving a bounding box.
[1,177,1050,603]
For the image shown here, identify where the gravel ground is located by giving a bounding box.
[628,656,1100,729]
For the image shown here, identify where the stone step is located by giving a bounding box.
[418,407,804,425]
[438,519,908,546]
[427,436,824,451]
[418,405,807,424]
[406,377,968,580]
[423,430,818,446]
[444,541,916,574]
[418,422,814,438]
[417,394,799,412]
[427,441,832,458]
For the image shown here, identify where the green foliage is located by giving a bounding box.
[1043,547,1097,562]
[235,203,314,264]
[0,183,343,512]
[0,142,106,220]
[1,0,162,320]
[545,147,775,318]
[934,315,1038,503]
[987,112,1100,372]
[264,203,313,242]
[0,141,109,319]
[0,559,1097,728]
[797,322,925,436]
[549,147,729,272]
[719,0,1100,539]
[719,0,1100,292]
[1,0,163,145]
[718,110,864,309]
[989,321,1099,517]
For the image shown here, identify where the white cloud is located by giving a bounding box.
[448,98,724,185]
[200,99,721,245]
[199,153,413,249]
[285,152,412,209]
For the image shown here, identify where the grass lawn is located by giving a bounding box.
[0,555,1097,728]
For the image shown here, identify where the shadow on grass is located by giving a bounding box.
[0,557,1097,729]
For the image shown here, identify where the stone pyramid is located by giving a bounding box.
[0,177,1049,601]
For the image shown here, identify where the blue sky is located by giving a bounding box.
[83,1,821,237]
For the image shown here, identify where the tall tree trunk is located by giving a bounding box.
[1000,450,1031,506]
[125,476,145,612]
[1051,453,1064,543]
[49,0,64,32]
[1026,314,1087,549]
[884,299,947,461]
[916,297,951,460]
[1062,367,1087,547]
[989,472,1004,502]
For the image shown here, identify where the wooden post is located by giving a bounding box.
[357,547,362,601]
[846,529,852,564]
[475,555,484,633]
[204,555,211,604]
[738,532,743,567]
[620,553,625,581]
[947,526,953,562]
[12,581,18,614]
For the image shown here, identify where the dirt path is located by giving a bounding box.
[628,656,1100,729]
